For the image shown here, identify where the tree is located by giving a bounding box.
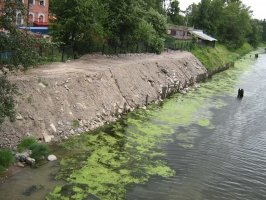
[50,0,167,53]
[247,19,263,48]
[193,0,213,34]
[49,0,107,45]
[167,0,183,25]
[261,19,266,42]
[218,2,252,49]
[0,1,52,128]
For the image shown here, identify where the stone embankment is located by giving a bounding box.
[1,51,209,149]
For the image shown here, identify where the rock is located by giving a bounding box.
[25,157,35,165]
[15,150,32,162]
[50,123,56,133]
[47,155,57,161]
[43,133,54,143]
[69,129,75,135]
[38,82,46,88]
[17,162,24,168]
[16,114,23,120]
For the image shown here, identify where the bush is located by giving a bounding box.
[0,150,14,167]
[29,143,51,161]
[17,137,37,152]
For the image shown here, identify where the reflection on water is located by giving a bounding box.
[0,50,266,200]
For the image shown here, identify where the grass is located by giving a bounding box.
[191,42,255,71]
[72,120,80,128]
[27,96,33,104]
[29,143,51,161]
[16,137,51,163]
[258,41,266,47]
[0,150,14,167]
[17,137,37,152]
[0,165,5,175]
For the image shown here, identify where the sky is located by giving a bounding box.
[178,0,265,20]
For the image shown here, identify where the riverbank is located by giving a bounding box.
[1,50,208,150]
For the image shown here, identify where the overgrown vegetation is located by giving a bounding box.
[0,149,14,174]
[17,137,51,161]
[29,143,51,162]
[17,137,37,152]
[191,42,254,70]
[0,165,5,175]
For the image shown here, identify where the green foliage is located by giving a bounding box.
[247,19,263,48]
[26,96,33,104]
[29,143,51,161]
[49,0,107,45]
[49,0,168,54]
[0,149,14,167]
[0,1,56,128]
[0,76,18,126]
[187,0,257,49]
[167,0,183,25]
[191,42,254,70]
[261,19,266,42]
[0,165,5,175]
[17,137,37,152]
[219,2,252,49]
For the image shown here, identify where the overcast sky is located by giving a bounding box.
[178,0,265,20]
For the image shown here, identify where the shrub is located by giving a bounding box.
[17,137,37,152]
[0,150,14,167]
[29,143,51,161]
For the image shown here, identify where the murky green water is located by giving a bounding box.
[0,49,265,200]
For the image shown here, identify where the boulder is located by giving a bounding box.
[47,154,57,161]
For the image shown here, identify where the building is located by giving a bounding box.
[20,0,49,27]
[0,0,49,27]
[167,26,218,48]
[168,26,193,41]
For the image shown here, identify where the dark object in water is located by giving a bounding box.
[237,88,244,98]
[255,54,258,58]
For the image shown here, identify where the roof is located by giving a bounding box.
[172,35,193,40]
[190,30,217,41]
[168,26,194,31]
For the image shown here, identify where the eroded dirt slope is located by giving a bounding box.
[1,50,208,149]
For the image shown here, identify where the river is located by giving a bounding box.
[0,49,265,200]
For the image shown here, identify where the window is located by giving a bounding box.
[176,31,183,36]
[29,14,33,22]
[38,15,43,22]
[39,0,44,6]
[29,0,34,5]
[16,13,23,25]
